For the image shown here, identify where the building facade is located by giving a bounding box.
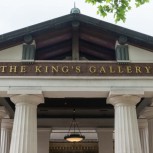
[0,9,153,153]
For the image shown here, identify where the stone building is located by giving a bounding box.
[0,7,153,153]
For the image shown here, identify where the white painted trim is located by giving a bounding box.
[0,76,152,97]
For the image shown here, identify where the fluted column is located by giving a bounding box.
[107,95,142,153]
[148,119,153,153]
[140,107,153,153]
[0,107,7,148]
[0,119,13,153]
[138,119,149,153]
[9,94,44,153]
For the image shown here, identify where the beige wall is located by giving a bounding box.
[129,45,153,62]
[0,45,22,61]
[97,128,114,153]
[38,128,51,153]
[0,43,153,63]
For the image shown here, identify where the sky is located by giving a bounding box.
[0,0,153,36]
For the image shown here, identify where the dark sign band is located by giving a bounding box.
[0,62,152,76]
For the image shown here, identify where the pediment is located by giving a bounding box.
[0,14,153,61]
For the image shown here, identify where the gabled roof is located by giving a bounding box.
[0,13,153,60]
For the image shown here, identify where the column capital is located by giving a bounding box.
[139,107,153,119]
[107,95,141,106]
[107,89,143,106]
[1,119,13,129]
[0,106,7,118]
[10,94,44,105]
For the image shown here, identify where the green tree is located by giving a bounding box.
[85,0,150,22]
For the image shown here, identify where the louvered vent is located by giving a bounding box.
[116,45,129,61]
[22,45,35,60]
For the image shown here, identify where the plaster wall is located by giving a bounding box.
[0,44,153,63]
[129,45,153,62]
[0,45,22,61]
[97,128,114,153]
[38,128,51,153]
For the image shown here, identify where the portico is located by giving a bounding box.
[0,80,153,153]
[0,7,153,153]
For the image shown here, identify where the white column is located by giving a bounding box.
[0,107,7,148]
[97,128,114,153]
[138,119,149,153]
[148,119,153,153]
[140,107,153,153]
[0,119,13,153]
[107,95,142,153]
[37,128,51,153]
[9,94,44,153]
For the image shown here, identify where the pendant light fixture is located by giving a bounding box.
[64,109,85,142]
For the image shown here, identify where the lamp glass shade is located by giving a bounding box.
[64,134,85,142]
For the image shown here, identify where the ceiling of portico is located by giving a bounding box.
[1,97,152,128]
[37,98,113,118]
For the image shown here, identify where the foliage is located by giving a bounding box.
[85,0,150,22]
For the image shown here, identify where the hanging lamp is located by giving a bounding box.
[64,109,85,142]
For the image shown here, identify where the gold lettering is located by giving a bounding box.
[89,66,96,73]
[100,66,106,73]
[126,66,132,73]
[35,66,42,73]
[61,66,69,73]
[20,66,27,73]
[145,66,151,73]
[45,66,49,73]
[109,66,115,73]
[51,66,59,73]
[75,66,80,73]
[135,66,142,73]
[0,66,7,72]
[9,66,17,73]
[118,66,124,73]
